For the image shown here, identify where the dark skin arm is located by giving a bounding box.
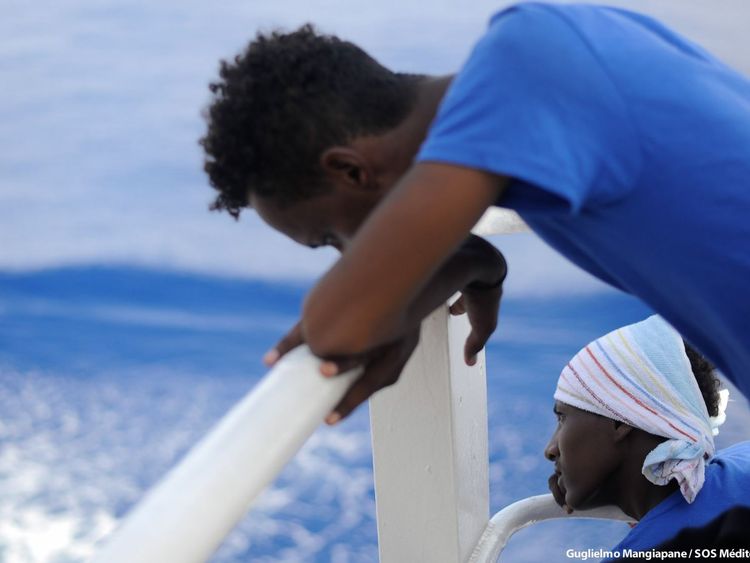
[399,233,506,364]
[267,163,507,422]
[302,162,508,358]
[267,234,505,422]
[265,233,505,365]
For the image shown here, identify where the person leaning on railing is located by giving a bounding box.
[201,3,750,423]
[544,316,750,554]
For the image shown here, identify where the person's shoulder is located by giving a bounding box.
[706,441,750,494]
[485,2,651,46]
[487,2,599,31]
[714,440,750,464]
[486,2,570,35]
[463,3,576,75]
[478,2,604,59]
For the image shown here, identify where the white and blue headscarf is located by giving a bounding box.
[555,315,729,503]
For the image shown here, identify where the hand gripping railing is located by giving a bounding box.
[469,494,633,563]
[93,346,360,563]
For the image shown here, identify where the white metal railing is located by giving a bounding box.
[94,341,630,562]
[93,346,360,563]
[470,495,632,563]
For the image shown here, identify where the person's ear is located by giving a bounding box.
[612,420,633,443]
[320,147,372,189]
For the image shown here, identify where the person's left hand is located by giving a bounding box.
[449,283,502,366]
[320,326,421,424]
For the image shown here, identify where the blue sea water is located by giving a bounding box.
[2,0,750,560]
[1,266,747,562]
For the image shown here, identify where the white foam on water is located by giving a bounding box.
[0,367,378,562]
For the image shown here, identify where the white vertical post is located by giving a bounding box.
[370,305,489,563]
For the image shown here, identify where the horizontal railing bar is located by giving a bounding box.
[93,346,360,563]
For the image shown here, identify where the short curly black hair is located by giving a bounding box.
[684,341,721,417]
[200,24,422,218]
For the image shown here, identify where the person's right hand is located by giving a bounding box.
[323,326,420,424]
[263,320,305,367]
[263,320,420,425]
[548,472,573,514]
[263,319,361,375]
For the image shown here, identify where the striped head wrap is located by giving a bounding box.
[554,315,725,504]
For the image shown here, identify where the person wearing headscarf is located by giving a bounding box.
[545,315,749,552]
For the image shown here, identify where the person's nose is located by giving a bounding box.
[544,433,559,462]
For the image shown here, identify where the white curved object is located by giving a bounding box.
[468,494,633,563]
[472,208,528,236]
[93,346,360,563]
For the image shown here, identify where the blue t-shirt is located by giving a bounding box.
[608,441,750,554]
[418,3,750,399]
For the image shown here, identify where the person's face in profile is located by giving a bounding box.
[249,179,382,254]
[545,401,622,510]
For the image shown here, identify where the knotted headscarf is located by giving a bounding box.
[554,315,728,503]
